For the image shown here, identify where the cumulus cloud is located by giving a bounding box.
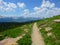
[41,0,55,8]
[20,9,30,18]
[3,2,17,11]
[33,0,60,18]
[8,3,17,8]
[17,3,25,8]
[34,7,40,12]
[0,14,20,19]
[23,9,29,15]
[0,0,17,11]
[20,0,60,19]
[0,0,60,19]
[4,2,17,11]
[0,0,26,12]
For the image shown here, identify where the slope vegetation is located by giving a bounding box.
[37,15,60,45]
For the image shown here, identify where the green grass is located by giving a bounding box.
[0,22,33,45]
[0,25,25,40]
[37,15,60,45]
[0,27,25,38]
[17,23,33,45]
[0,15,60,45]
[0,22,33,41]
[17,28,32,45]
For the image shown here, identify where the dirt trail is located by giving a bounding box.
[0,33,26,45]
[31,23,45,45]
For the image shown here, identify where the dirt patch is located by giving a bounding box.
[45,27,52,32]
[24,29,28,32]
[0,33,26,45]
[47,32,52,37]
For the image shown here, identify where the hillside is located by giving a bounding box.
[37,15,60,45]
[0,22,34,45]
[0,16,41,22]
[0,15,60,45]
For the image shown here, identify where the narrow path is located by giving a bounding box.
[31,23,45,45]
[0,33,26,45]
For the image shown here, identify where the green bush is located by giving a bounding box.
[18,33,32,45]
[17,25,32,45]
[37,15,60,45]
[0,35,5,40]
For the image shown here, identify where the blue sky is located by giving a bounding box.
[4,0,41,9]
[0,0,60,19]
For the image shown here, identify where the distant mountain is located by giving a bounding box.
[0,16,41,22]
[0,17,14,22]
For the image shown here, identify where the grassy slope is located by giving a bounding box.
[0,22,33,40]
[37,15,60,45]
[0,23,25,40]
[17,23,33,45]
[0,22,34,45]
[0,15,60,45]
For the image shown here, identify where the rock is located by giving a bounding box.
[47,32,52,37]
[45,27,52,32]
[54,19,60,22]
[39,28,42,30]
[24,29,28,32]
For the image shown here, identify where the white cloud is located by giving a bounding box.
[0,0,26,12]
[8,2,17,8]
[20,9,30,18]
[41,0,55,8]
[0,0,2,4]
[34,7,40,12]
[0,0,60,19]
[17,3,25,8]
[0,14,20,19]
[32,0,60,18]
[0,0,4,10]
[4,7,13,11]
[21,0,60,19]
[23,9,29,15]
[0,0,17,12]
[4,2,17,11]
